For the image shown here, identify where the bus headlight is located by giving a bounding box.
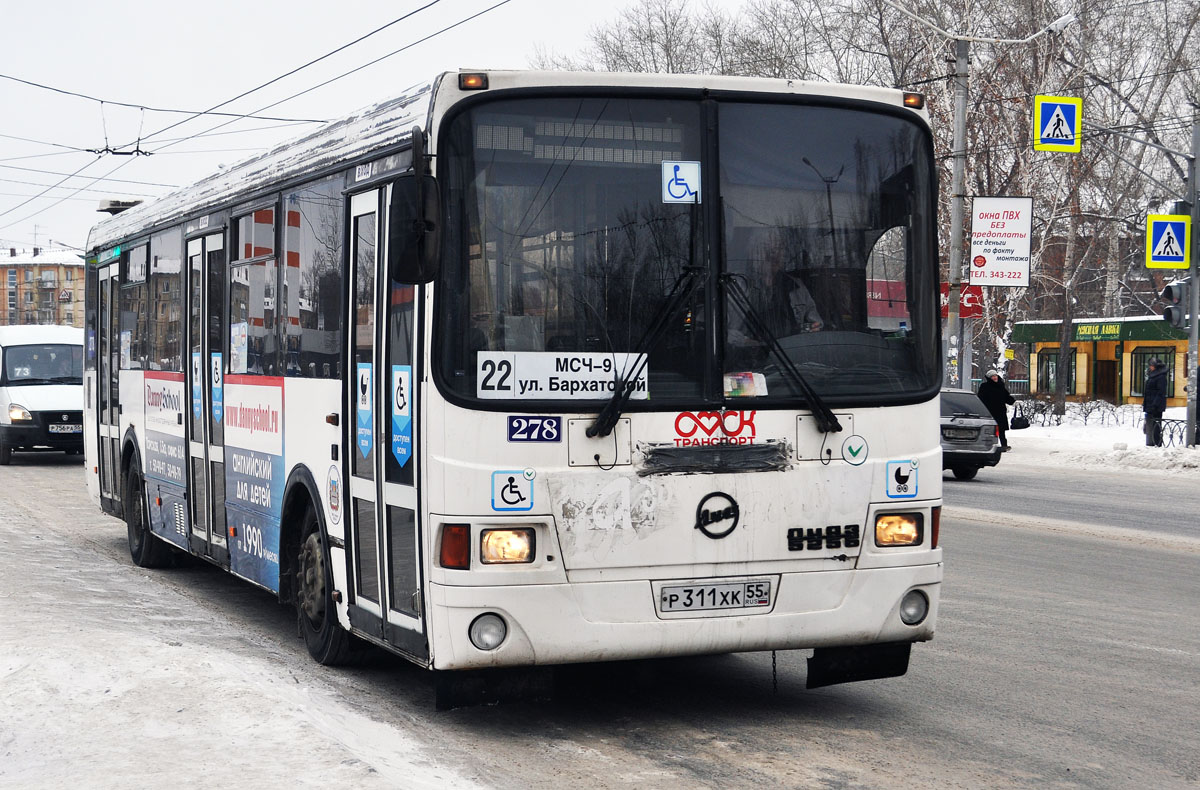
[8,404,32,422]
[875,513,923,546]
[468,613,507,650]
[480,528,535,564]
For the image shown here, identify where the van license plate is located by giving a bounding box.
[659,580,771,612]
[49,424,82,433]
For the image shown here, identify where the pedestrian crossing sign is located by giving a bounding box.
[1145,214,1191,270]
[1034,95,1082,152]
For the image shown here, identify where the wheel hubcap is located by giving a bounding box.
[299,532,326,625]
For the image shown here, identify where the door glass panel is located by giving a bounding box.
[191,457,207,533]
[207,240,226,445]
[387,506,418,615]
[189,240,204,437]
[355,499,380,604]
[99,274,110,418]
[352,212,376,480]
[211,461,226,540]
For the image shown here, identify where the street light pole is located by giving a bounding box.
[1188,116,1198,446]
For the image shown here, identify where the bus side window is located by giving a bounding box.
[283,177,344,379]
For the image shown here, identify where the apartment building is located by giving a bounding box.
[1,247,85,328]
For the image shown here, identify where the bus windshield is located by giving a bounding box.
[436,95,938,407]
[2,343,83,385]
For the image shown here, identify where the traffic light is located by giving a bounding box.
[1161,279,1189,328]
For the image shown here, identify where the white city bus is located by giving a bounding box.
[84,71,942,691]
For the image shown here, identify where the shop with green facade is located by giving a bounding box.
[1011,317,1188,407]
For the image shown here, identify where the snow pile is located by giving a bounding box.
[1006,403,1200,474]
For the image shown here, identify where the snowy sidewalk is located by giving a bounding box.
[998,412,1200,476]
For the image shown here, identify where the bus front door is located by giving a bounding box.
[186,232,229,566]
[345,188,426,661]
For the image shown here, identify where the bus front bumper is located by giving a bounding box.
[426,563,941,671]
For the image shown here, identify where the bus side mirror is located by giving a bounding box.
[387,173,440,284]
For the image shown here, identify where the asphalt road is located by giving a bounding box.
[2,453,1198,789]
[941,447,1200,539]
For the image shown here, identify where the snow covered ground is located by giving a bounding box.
[1000,405,1200,475]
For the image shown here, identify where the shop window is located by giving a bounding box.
[1036,348,1076,394]
[1130,347,1173,397]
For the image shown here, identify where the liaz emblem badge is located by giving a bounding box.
[695,492,739,539]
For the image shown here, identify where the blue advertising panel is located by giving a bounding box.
[211,352,224,422]
[356,362,373,458]
[223,376,284,591]
[391,364,412,466]
[192,351,203,421]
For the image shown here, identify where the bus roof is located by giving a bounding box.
[0,325,83,347]
[86,70,924,254]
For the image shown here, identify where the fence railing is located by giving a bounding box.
[970,378,1029,395]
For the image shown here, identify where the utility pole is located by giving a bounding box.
[947,39,969,387]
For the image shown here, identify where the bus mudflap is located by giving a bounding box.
[806,641,912,689]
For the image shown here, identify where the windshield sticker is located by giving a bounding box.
[723,371,767,398]
[476,351,648,400]
[492,470,533,512]
[841,435,868,465]
[886,459,918,498]
[508,416,562,442]
[662,160,701,203]
[673,411,757,446]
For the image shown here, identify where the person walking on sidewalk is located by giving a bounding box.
[978,369,1016,451]
[1143,358,1168,447]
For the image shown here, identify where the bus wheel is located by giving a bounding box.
[297,508,354,665]
[0,443,11,465]
[125,464,171,568]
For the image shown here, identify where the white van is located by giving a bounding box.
[0,325,84,464]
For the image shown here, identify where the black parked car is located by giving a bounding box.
[940,388,1001,480]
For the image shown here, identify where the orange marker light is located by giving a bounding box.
[459,73,488,91]
[903,92,925,109]
[440,524,471,569]
[931,506,941,549]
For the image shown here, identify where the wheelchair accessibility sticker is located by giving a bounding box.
[492,470,534,512]
[886,459,918,499]
[662,161,701,204]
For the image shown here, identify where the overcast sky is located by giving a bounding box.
[0,0,652,254]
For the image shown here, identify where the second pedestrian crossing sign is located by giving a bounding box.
[1145,214,1191,269]
[1034,95,1082,152]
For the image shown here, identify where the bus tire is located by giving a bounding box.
[125,464,172,568]
[296,506,355,665]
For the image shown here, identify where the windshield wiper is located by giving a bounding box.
[587,264,706,438]
[10,377,56,385]
[49,376,81,384]
[722,274,842,434]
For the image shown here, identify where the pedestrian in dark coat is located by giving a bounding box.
[1143,358,1169,447]
[977,369,1016,451]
